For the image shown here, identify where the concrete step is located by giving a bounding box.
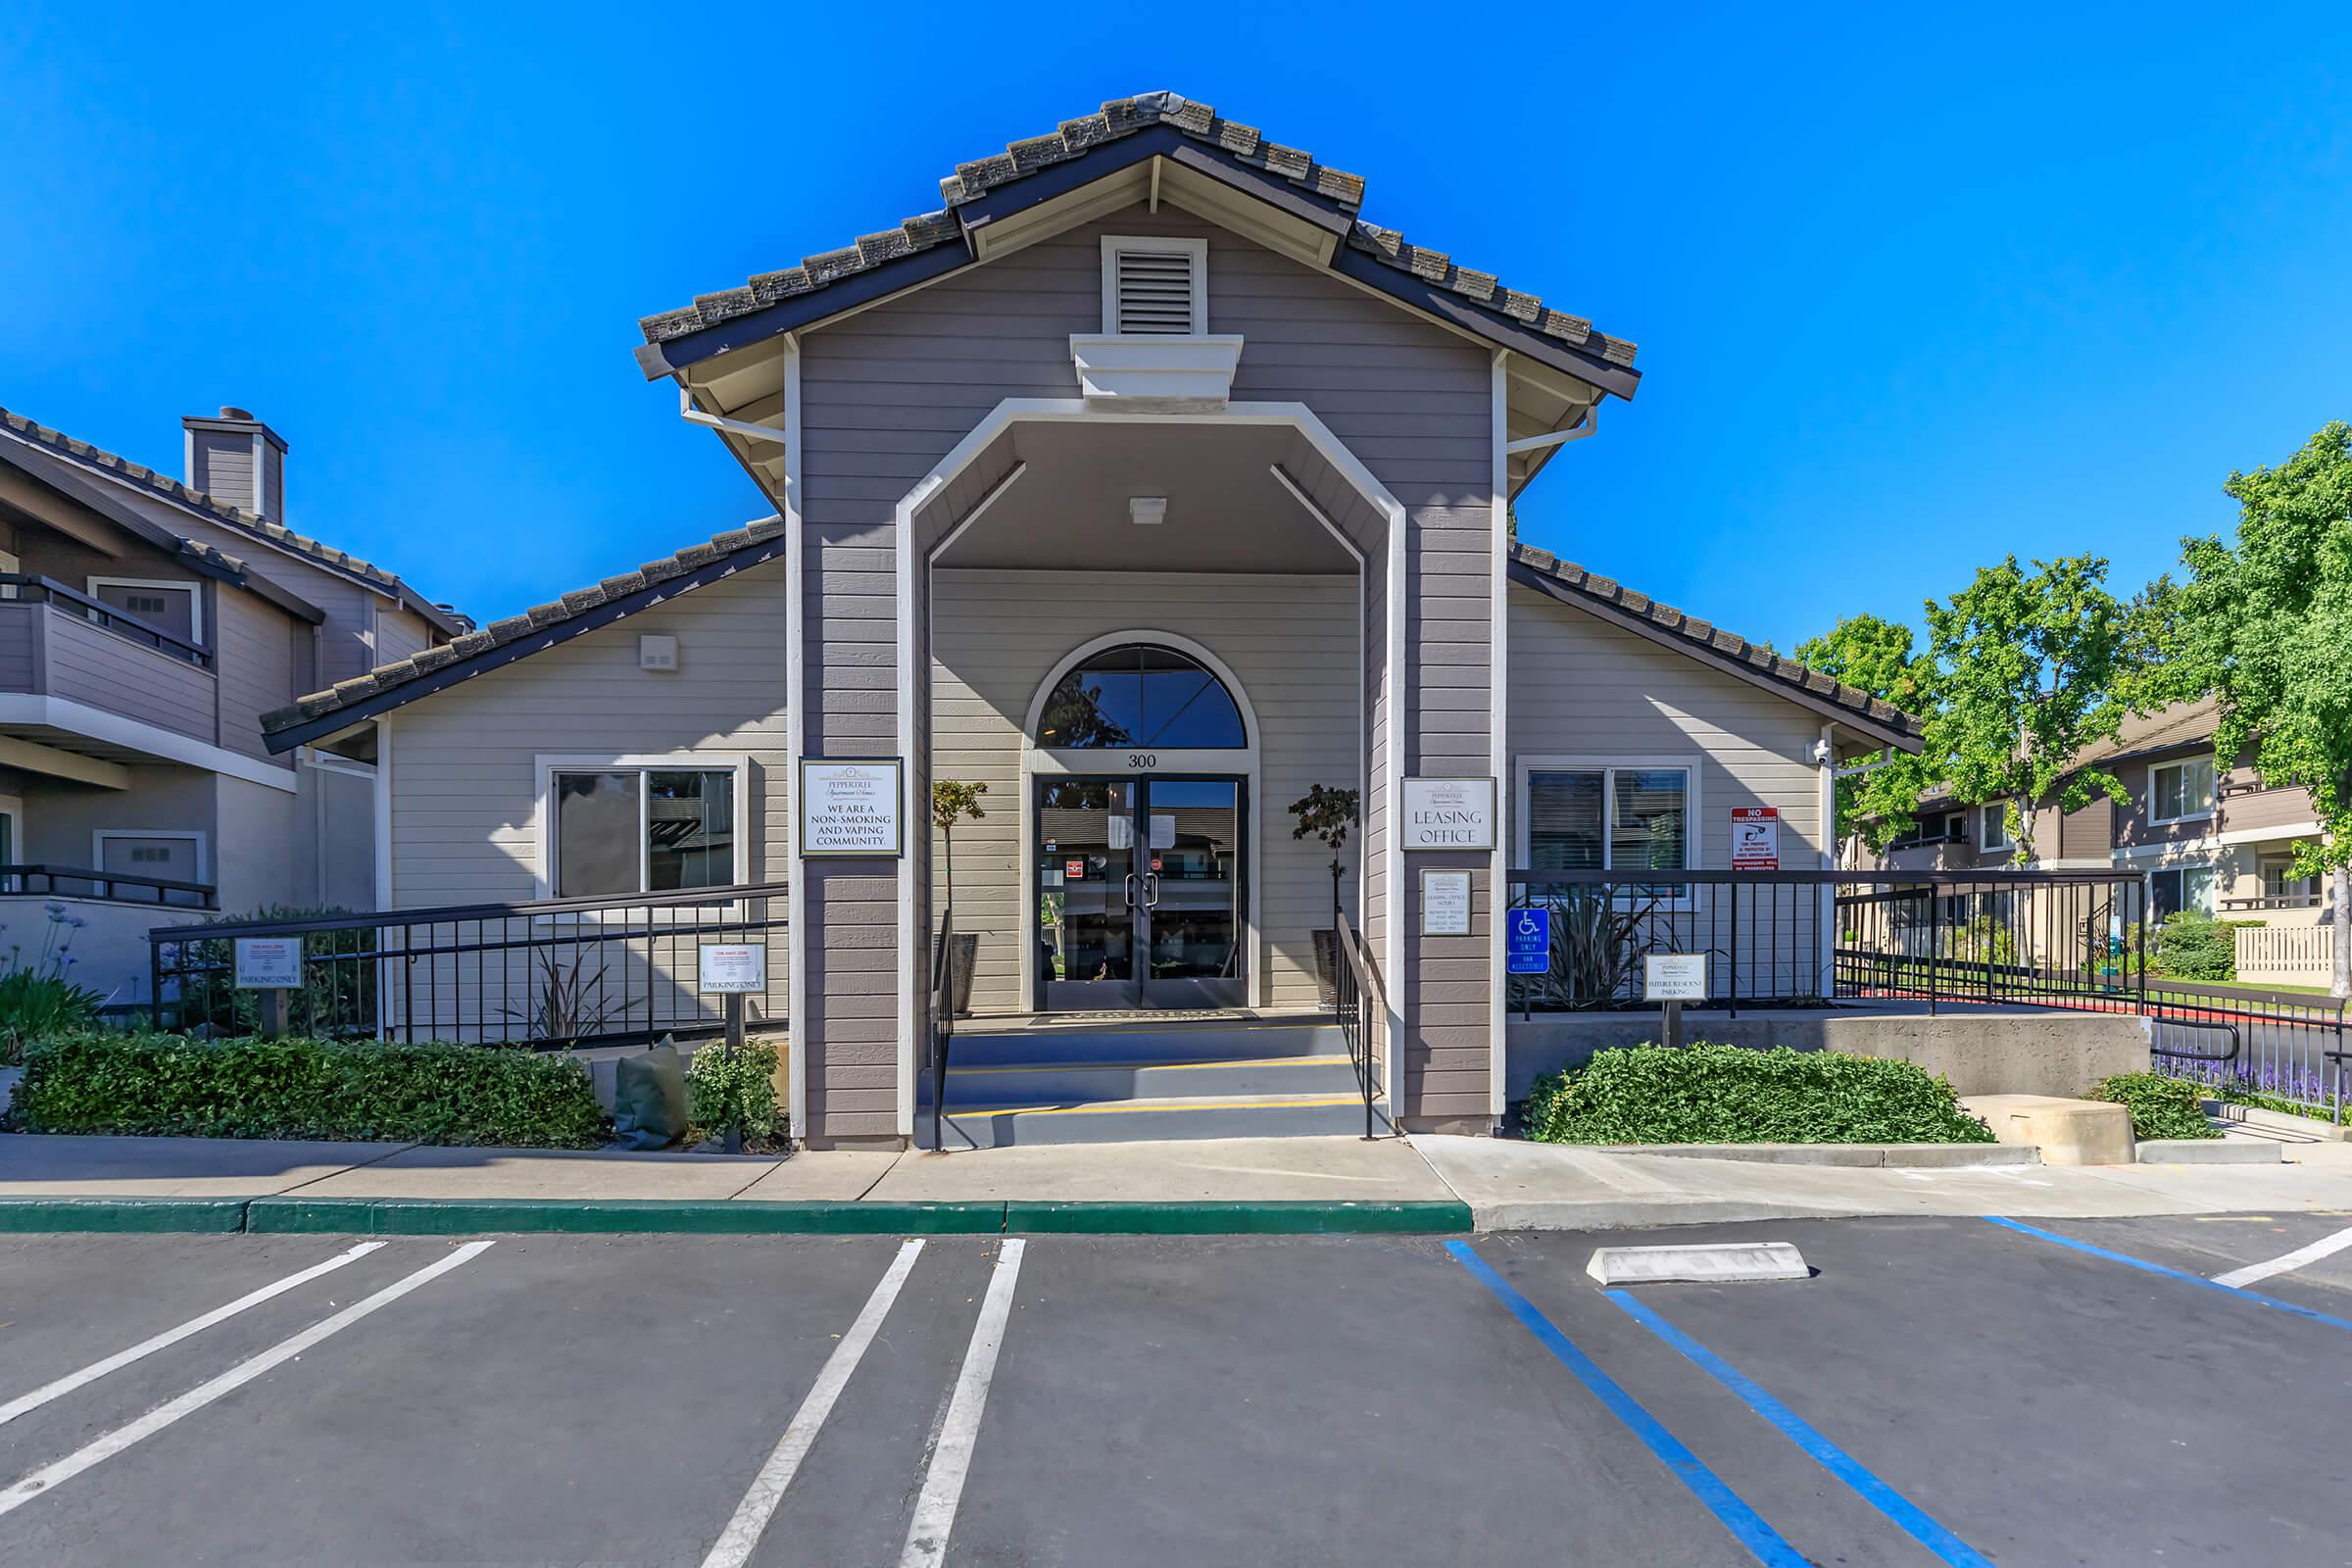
[935,1092,1388,1150]
[944,1021,1344,1069]
[939,1054,1361,1109]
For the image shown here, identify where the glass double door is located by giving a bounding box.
[1035,776,1245,1010]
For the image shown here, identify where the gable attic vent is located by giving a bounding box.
[1102,236,1206,336]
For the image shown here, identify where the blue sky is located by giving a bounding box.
[2,4,2345,651]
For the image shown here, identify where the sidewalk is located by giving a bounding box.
[6,1127,2352,1232]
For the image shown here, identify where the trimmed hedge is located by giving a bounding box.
[686,1038,784,1151]
[11,1033,610,1148]
[2087,1071,2219,1141]
[1523,1044,1996,1146]
[2151,913,2254,983]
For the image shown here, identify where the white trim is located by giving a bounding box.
[296,745,375,781]
[84,576,204,644]
[1980,802,2014,855]
[1488,350,1509,1125]
[529,753,754,903]
[891,399,1409,1132]
[1503,414,1596,456]
[1817,723,1838,994]
[92,828,207,885]
[1015,631,1262,1012]
[1512,754,1705,906]
[0,792,22,865]
[250,432,268,518]
[0,694,295,792]
[781,337,808,1143]
[929,463,1028,565]
[2149,757,2218,826]
[1099,234,1208,335]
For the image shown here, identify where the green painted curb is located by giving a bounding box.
[1003,1200,1474,1235]
[243,1198,1010,1235]
[0,1198,250,1234]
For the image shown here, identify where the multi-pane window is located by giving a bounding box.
[550,767,737,898]
[2150,865,2216,920]
[1980,804,2013,853]
[2150,759,2216,824]
[1525,766,1690,873]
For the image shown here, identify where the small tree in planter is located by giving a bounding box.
[932,779,987,1016]
[1289,784,1360,1007]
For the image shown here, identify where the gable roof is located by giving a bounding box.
[0,408,466,636]
[0,431,325,624]
[1906,697,2222,808]
[636,91,1640,400]
[1507,544,1924,751]
[260,516,787,753]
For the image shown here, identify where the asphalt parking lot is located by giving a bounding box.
[2,1213,2349,1566]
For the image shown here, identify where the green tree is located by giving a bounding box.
[1853,556,2132,859]
[2153,421,2352,996]
[931,779,987,906]
[1796,615,1936,851]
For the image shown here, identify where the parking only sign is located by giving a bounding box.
[1505,907,1551,975]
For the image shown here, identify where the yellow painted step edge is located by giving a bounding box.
[955,1095,1370,1117]
[947,1054,1352,1077]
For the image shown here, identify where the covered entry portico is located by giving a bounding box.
[905,405,1400,1037]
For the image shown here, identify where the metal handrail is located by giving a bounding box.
[0,574,214,667]
[1334,909,1384,1140]
[929,908,956,1152]
[150,879,791,940]
[0,863,217,907]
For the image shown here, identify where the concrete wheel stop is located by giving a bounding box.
[1586,1241,1812,1286]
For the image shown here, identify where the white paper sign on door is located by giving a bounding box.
[1105,815,1134,851]
[1151,814,1177,851]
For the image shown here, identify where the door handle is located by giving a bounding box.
[1123,873,1140,907]
[1143,872,1160,907]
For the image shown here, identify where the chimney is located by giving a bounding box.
[181,406,287,521]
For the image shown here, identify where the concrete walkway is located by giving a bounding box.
[9,1127,2352,1228]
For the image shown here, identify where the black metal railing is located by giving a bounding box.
[1504,868,2149,1017]
[0,574,214,667]
[2147,980,2350,1122]
[1332,910,1385,1138]
[0,863,217,908]
[928,909,956,1152]
[148,881,787,1048]
[2220,894,2324,912]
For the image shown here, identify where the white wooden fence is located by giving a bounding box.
[2236,923,2337,986]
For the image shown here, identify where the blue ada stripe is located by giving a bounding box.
[1442,1241,1809,1568]
[1605,1291,1998,1568]
[1983,1216,2352,1334]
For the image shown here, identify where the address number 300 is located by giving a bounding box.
[1126,753,1158,769]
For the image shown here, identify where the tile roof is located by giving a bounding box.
[1507,543,1924,743]
[639,91,1637,371]
[0,407,464,634]
[261,515,786,740]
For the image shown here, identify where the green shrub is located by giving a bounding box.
[2086,1071,2219,1140]
[0,971,103,1062]
[1522,1044,1995,1146]
[2150,913,2251,983]
[12,1033,609,1148]
[687,1038,784,1149]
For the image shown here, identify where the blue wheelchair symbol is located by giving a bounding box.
[1506,908,1550,975]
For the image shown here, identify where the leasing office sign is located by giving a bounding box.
[1402,777,1496,851]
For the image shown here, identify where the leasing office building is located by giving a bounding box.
[262,94,1918,1146]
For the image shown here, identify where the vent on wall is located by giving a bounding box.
[1102,237,1205,336]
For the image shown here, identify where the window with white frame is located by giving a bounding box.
[2150,758,2216,824]
[1521,762,1693,876]
[2260,856,2318,905]
[2150,864,2217,920]
[1101,236,1206,335]
[544,762,742,898]
[1980,803,2013,853]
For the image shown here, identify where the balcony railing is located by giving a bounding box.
[2221,893,2323,912]
[0,575,213,667]
[0,864,217,908]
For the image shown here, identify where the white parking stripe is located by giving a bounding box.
[699,1239,927,1568]
[0,1242,385,1431]
[0,1241,493,1521]
[2214,1223,2352,1289]
[900,1238,1026,1568]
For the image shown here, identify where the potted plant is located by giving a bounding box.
[1288,784,1360,1007]
[932,778,987,1017]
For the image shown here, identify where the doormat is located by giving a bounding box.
[1020,1008,1257,1026]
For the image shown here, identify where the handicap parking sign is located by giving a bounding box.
[1505,907,1551,974]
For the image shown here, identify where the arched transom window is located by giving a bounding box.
[1034,643,1248,750]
